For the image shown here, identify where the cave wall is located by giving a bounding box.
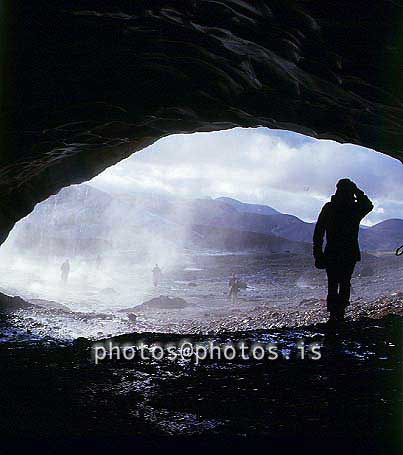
[1,0,402,243]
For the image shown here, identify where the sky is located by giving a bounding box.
[89,127,403,225]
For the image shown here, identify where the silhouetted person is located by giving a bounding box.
[152,264,162,287]
[313,179,373,322]
[61,259,70,284]
[95,255,102,270]
[229,273,240,304]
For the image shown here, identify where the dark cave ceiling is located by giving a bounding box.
[0,0,402,243]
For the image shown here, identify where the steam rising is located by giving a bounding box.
[0,185,192,311]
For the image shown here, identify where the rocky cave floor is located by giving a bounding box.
[0,252,402,448]
[0,310,402,449]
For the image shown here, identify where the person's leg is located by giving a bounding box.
[339,263,355,309]
[326,266,339,318]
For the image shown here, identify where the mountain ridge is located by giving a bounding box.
[5,184,402,255]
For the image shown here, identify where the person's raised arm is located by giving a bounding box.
[355,186,373,219]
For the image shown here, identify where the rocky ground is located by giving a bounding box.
[1,251,402,338]
[0,308,401,451]
[0,251,402,449]
[136,291,403,334]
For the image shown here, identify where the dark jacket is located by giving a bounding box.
[313,190,373,265]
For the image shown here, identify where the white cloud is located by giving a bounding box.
[90,127,403,224]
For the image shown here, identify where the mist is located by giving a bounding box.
[0,186,193,312]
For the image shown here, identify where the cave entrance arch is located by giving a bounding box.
[0,127,401,328]
[2,1,403,248]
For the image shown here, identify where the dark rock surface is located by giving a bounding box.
[0,292,34,313]
[28,299,71,312]
[0,314,401,449]
[121,295,190,312]
[0,292,72,313]
[1,1,402,244]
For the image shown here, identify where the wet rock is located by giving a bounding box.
[73,336,91,350]
[29,299,71,312]
[121,295,190,312]
[0,292,34,313]
[357,266,376,277]
[300,298,320,306]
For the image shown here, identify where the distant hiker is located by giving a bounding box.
[61,259,70,283]
[95,255,102,270]
[152,264,162,287]
[229,273,240,304]
[313,179,373,322]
